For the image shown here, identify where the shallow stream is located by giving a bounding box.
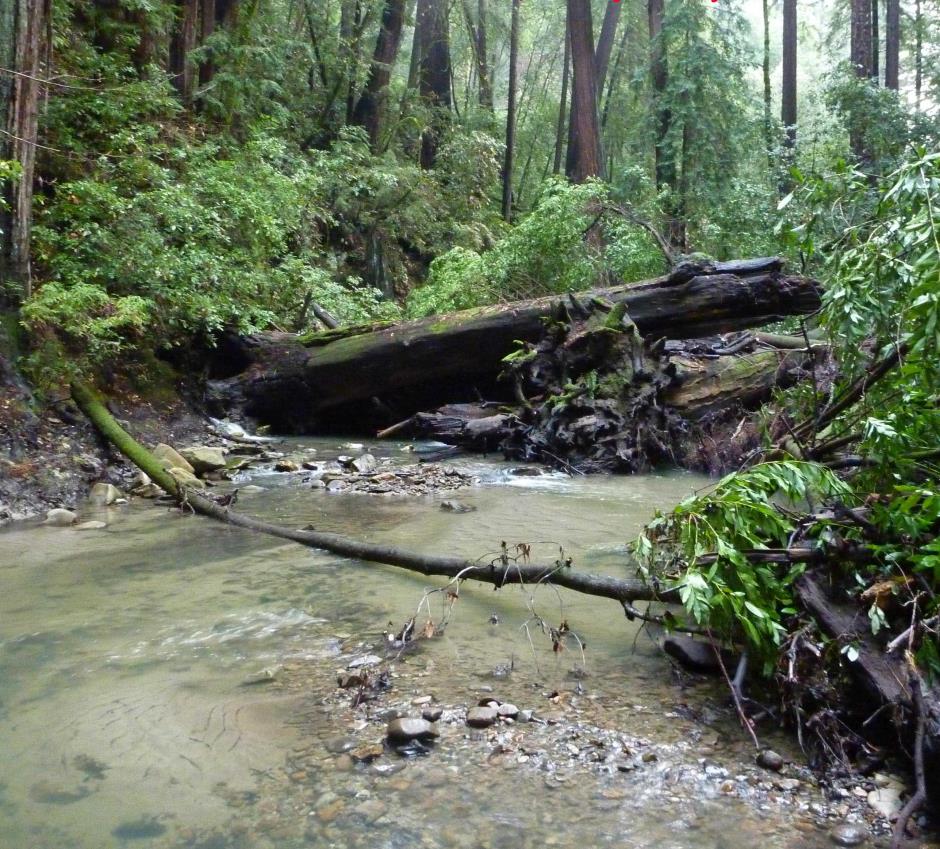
[0,441,860,848]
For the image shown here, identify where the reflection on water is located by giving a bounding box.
[0,442,830,849]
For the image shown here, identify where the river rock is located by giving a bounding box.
[387,717,438,742]
[497,703,519,719]
[75,520,108,531]
[351,454,377,474]
[132,483,163,499]
[89,482,121,506]
[756,749,785,771]
[662,635,729,673]
[829,824,869,846]
[867,782,904,819]
[422,706,444,722]
[44,508,77,526]
[440,500,475,513]
[466,706,498,728]
[168,467,205,489]
[180,446,227,475]
[152,443,195,474]
[274,460,299,473]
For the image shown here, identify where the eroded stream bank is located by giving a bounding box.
[0,443,915,849]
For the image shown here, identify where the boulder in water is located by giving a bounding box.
[180,446,227,475]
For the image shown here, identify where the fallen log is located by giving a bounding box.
[207,257,821,432]
[71,380,674,607]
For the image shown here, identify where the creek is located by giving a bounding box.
[0,440,849,848]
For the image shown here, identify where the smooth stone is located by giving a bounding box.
[830,824,869,846]
[347,654,381,669]
[351,454,377,474]
[168,467,205,489]
[867,784,904,819]
[466,706,498,728]
[662,635,734,674]
[325,736,358,754]
[326,479,349,491]
[75,520,107,531]
[274,460,299,473]
[422,706,444,722]
[387,717,438,742]
[131,483,163,498]
[239,485,265,494]
[350,743,384,763]
[44,508,77,526]
[756,749,785,772]
[496,703,519,719]
[152,443,195,474]
[89,482,121,506]
[180,446,227,474]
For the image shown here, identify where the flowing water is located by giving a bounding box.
[0,442,845,849]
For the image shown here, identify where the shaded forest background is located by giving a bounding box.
[0,0,937,379]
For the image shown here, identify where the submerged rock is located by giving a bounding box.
[439,500,475,513]
[466,706,498,728]
[756,749,785,772]
[829,824,868,846]
[44,508,77,526]
[75,520,108,531]
[350,453,377,474]
[89,482,121,506]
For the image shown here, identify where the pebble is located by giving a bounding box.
[757,749,785,772]
[466,706,498,728]
[829,823,869,846]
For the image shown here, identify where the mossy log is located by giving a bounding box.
[71,380,672,606]
[207,257,821,433]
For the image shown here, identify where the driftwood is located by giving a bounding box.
[207,257,821,432]
[71,380,673,607]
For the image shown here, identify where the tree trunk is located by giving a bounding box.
[781,0,797,150]
[553,29,570,175]
[601,21,629,130]
[2,0,47,301]
[850,0,873,78]
[565,0,604,183]
[199,0,217,88]
[648,0,673,193]
[418,0,451,168]
[884,0,899,90]
[762,0,772,158]
[169,0,200,104]
[461,0,492,111]
[207,258,822,432]
[871,0,879,79]
[352,0,407,149]
[914,0,922,107]
[502,0,520,221]
[594,0,621,98]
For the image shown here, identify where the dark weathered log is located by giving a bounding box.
[208,258,821,432]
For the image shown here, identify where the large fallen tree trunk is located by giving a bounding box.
[71,380,672,606]
[207,258,821,432]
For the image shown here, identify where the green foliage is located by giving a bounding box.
[635,462,854,668]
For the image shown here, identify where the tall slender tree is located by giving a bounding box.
[851,0,874,78]
[762,0,772,158]
[502,0,521,220]
[565,0,604,182]
[553,30,570,175]
[462,0,492,111]
[782,0,797,149]
[1,0,46,299]
[871,0,880,79]
[648,0,673,191]
[352,0,407,149]
[594,0,622,97]
[885,0,900,89]
[169,0,200,103]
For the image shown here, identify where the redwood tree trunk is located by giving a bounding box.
[782,0,797,150]
[502,0,520,220]
[594,0,621,98]
[762,0,772,157]
[553,30,570,175]
[565,0,604,183]
[169,0,200,104]
[850,0,873,78]
[648,0,673,192]
[884,0,899,90]
[418,0,451,168]
[871,0,879,79]
[352,0,406,149]
[2,0,47,299]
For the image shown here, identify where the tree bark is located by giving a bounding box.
[782,0,797,150]
[169,0,200,104]
[871,0,879,80]
[2,0,47,300]
[461,0,492,111]
[601,20,629,130]
[207,258,822,432]
[649,0,674,194]
[502,0,520,221]
[553,29,570,175]
[417,0,451,168]
[594,0,621,99]
[762,0,772,159]
[565,0,604,182]
[884,0,899,90]
[850,0,873,78]
[914,0,922,107]
[352,0,407,149]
